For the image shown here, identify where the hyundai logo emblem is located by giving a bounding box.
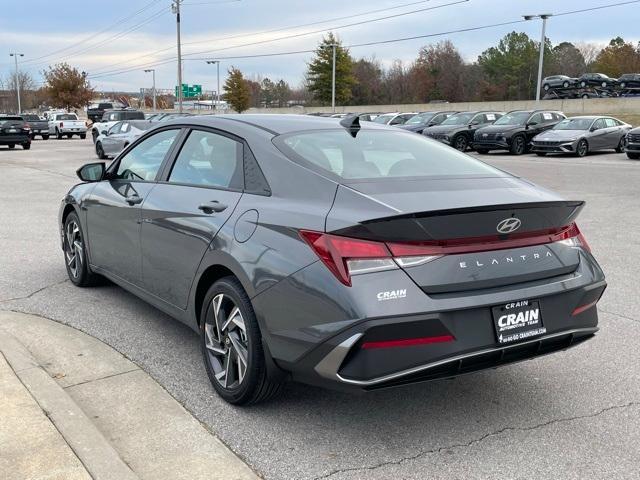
[496,218,522,234]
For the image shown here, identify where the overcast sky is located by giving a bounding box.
[0,0,636,94]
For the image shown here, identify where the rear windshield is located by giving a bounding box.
[274,129,502,180]
[0,117,23,125]
[57,114,78,120]
[125,111,146,120]
[22,115,41,121]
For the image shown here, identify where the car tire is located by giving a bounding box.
[8,144,15,149]
[582,94,590,99]
[601,82,608,88]
[56,128,62,140]
[200,277,283,405]
[91,130,98,143]
[580,81,587,88]
[535,152,547,157]
[475,148,489,154]
[543,84,550,91]
[22,142,31,150]
[42,135,49,140]
[66,134,72,139]
[627,152,640,160]
[509,135,526,155]
[562,81,570,88]
[620,82,626,89]
[63,212,100,287]
[452,134,468,152]
[615,137,626,153]
[80,133,86,140]
[95,142,107,160]
[575,139,589,158]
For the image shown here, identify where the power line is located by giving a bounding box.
[22,0,165,65]
[88,0,466,77]
[85,0,443,76]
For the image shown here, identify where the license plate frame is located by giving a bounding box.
[491,300,546,344]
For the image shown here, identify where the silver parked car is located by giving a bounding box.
[531,116,631,157]
[95,120,154,159]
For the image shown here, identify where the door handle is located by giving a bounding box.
[125,194,143,205]
[198,201,227,214]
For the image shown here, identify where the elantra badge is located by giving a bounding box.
[496,218,521,234]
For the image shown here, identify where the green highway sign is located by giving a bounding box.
[175,84,203,98]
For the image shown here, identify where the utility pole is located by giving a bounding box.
[172,0,184,113]
[144,69,156,112]
[9,53,24,114]
[206,60,221,112]
[523,13,552,102]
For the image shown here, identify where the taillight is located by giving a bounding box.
[60,122,64,128]
[300,222,589,286]
[24,123,31,130]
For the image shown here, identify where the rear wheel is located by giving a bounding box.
[509,135,526,155]
[95,142,107,160]
[80,133,86,140]
[580,80,587,88]
[22,142,31,150]
[582,93,590,99]
[627,152,640,160]
[66,134,72,139]
[575,139,589,157]
[91,130,98,143]
[543,84,550,91]
[42,135,50,140]
[63,212,100,287]
[452,134,468,152]
[615,137,626,153]
[56,128,62,140]
[201,277,283,405]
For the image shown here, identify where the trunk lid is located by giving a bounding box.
[326,178,584,293]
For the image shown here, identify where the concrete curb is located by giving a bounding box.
[0,328,139,480]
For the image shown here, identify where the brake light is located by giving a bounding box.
[361,334,455,350]
[300,223,589,287]
[60,122,64,128]
[24,123,31,130]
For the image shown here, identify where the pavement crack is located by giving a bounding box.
[63,368,140,389]
[312,401,640,479]
[0,278,69,304]
[598,308,639,324]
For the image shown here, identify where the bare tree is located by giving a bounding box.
[575,42,603,69]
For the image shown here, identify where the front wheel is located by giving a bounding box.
[615,137,626,153]
[509,135,527,155]
[543,84,550,91]
[42,135,50,140]
[580,81,587,88]
[63,212,100,287]
[475,148,489,154]
[80,133,86,140]
[22,142,31,150]
[8,144,15,149]
[95,142,107,160]
[535,152,547,157]
[201,277,283,405]
[56,128,62,140]
[575,139,589,158]
[562,81,570,88]
[452,134,468,152]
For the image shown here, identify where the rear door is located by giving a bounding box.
[589,118,608,149]
[140,128,244,309]
[85,128,182,286]
[603,118,622,148]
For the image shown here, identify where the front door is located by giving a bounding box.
[85,128,182,286]
[141,128,245,309]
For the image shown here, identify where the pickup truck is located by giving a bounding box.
[21,114,50,140]
[90,109,146,143]
[87,102,115,123]
[48,113,87,139]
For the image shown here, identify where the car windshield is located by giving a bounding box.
[441,113,475,125]
[553,118,594,131]
[494,112,531,125]
[57,114,78,120]
[275,129,503,180]
[373,114,394,124]
[405,113,435,125]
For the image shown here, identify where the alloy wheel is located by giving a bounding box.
[204,294,249,389]
[454,135,468,151]
[64,220,84,278]
[512,136,525,155]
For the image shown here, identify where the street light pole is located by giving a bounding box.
[144,69,156,112]
[172,0,184,113]
[331,44,336,113]
[523,14,552,102]
[206,60,221,112]
[9,53,24,114]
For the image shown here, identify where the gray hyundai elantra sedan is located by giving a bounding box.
[59,114,606,405]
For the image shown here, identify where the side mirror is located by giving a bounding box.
[527,121,538,128]
[76,162,105,182]
[101,130,108,135]
[590,126,597,132]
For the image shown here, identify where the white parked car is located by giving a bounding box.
[48,113,87,139]
[94,120,154,159]
[90,109,146,143]
[372,112,418,126]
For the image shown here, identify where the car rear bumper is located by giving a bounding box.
[60,128,87,134]
[0,134,30,144]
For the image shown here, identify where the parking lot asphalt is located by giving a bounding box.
[1,137,639,480]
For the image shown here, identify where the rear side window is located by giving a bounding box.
[274,129,503,180]
[168,130,243,189]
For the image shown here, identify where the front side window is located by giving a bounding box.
[592,119,606,130]
[168,130,243,189]
[275,129,503,180]
[115,129,179,181]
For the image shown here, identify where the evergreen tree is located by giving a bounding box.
[306,33,355,105]
[223,67,250,113]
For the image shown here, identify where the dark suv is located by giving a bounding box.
[618,73,640,89]
[397,111,458,134]
[578,73,617,88]
[625,127,640,160]
[473,110,565,155]
[422,111,504,151]
[87,102,116,123]
[0,116,31,150]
